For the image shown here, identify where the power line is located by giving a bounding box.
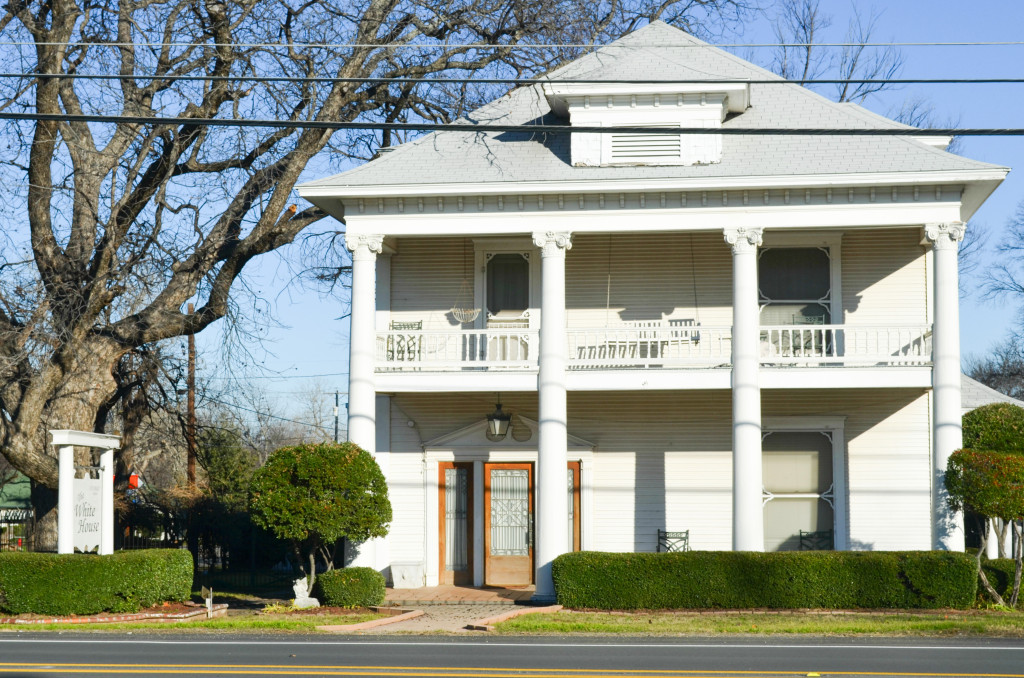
[203,395,331,430]
[6,73,1024,86]
[0,112,1019,135]
[3,40,1024,49]
[204,371,349,381]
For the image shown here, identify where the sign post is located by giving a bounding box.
[51,430,120,555]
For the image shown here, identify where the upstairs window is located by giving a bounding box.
[486,253,529,317]
[758,247,832,325]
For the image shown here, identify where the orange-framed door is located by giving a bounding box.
[567,461,581,552]
[484,462,534,586]
[439,462,474,585]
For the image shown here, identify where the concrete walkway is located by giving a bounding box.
[385,585,535,606]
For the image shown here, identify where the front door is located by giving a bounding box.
[439,462,473,585]
[484,462,534,586]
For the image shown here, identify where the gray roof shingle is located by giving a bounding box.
[301,21,1006,190]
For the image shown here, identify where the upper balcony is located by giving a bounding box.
[374,322,933,392]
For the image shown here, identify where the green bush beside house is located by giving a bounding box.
[552,551,978,610]
[0,549,192,616]
[313,567,385,607]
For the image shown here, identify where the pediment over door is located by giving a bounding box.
[423,417,594,452]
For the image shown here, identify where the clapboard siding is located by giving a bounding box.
[842,229,928,325]
[389,237,466,329]
[565,233,732,328]
[387,229,928,330]
[387,388,931,558]
[383,400,427,569]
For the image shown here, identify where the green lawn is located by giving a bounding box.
[3,611,386,633]
[496,610,1024,636]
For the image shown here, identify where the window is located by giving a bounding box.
[762,431,836,551]
[759,247,832,325]
[486,253,529,317]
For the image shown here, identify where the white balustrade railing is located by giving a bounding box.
[567,325,731,369]
[376,329,537,370]
[759,324,932,365]
[375,324,933,371]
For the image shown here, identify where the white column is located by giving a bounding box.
[724,227,764,552]
[925,222,966,551]
[344,233,383,571]
[99,448,114,555]
[533,230,572,603]
[57,445,74,554]
[345,233,383,454]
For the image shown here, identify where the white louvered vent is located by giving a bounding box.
[609,128,682,162]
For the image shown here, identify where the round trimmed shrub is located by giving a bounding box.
[962,403,1024,453]
[313,567,385,608]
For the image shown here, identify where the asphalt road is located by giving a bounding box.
[0,635,1022,677]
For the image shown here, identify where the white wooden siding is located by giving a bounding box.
[383,400,428,575]
[565,233,732,328]
[842,229,928,325]
[389,237,465,329]
[388,229,926,331]
[387,388,931,557]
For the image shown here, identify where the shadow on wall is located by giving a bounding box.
[634,451,666,553]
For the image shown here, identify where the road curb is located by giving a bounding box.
[465,604,562,631]
[317,608,424,633]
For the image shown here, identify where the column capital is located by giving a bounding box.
[532,231,573,255]
[723,227,763,254]
[924,223,966,251]
[346,233,385,259]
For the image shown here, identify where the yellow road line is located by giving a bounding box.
[0,665,1022,678]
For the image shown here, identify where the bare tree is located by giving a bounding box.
[0,0,756,539]
[766,0,903,103]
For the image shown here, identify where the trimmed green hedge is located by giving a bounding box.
[981,558,1022,605]
[552,551,977,610]
[962,403,1024,453]
[314,567,385,608]
[0,549,192,616]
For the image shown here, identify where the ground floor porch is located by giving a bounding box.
[349,388,954,590]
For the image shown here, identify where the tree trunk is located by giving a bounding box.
[974,523,1007,607]
[29,482,58,552]
[1012,520,1023,609]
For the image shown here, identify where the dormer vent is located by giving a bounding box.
[542,82,750,167]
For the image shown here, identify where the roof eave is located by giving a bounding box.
[298,168,1009,204]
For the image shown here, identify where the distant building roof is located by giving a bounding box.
[962,374,1024,414]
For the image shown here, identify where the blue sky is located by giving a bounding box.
[202,0,1024,420]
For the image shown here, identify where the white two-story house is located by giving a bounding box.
[298,22,1008,600]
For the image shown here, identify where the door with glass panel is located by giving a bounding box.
[484,463,534,586]
[439,462,473,585]
[762,431,835,551]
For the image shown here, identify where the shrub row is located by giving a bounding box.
[0,549,192,616]
[313,567,385,607]
[552,551,977,610]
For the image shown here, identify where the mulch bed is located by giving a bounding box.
[265,606,375,616]
[0,601,228,625]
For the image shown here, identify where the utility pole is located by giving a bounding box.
[186,302,197,488]
[334,391,339,443]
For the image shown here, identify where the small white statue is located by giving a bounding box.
[292,577,320,609]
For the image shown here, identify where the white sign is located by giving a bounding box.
[72,477,103,553]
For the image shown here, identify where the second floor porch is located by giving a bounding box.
[373,322,934,392]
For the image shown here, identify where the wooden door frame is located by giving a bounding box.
[568,461,581,552]
[438,462,474,585]
[483,462,535,586]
